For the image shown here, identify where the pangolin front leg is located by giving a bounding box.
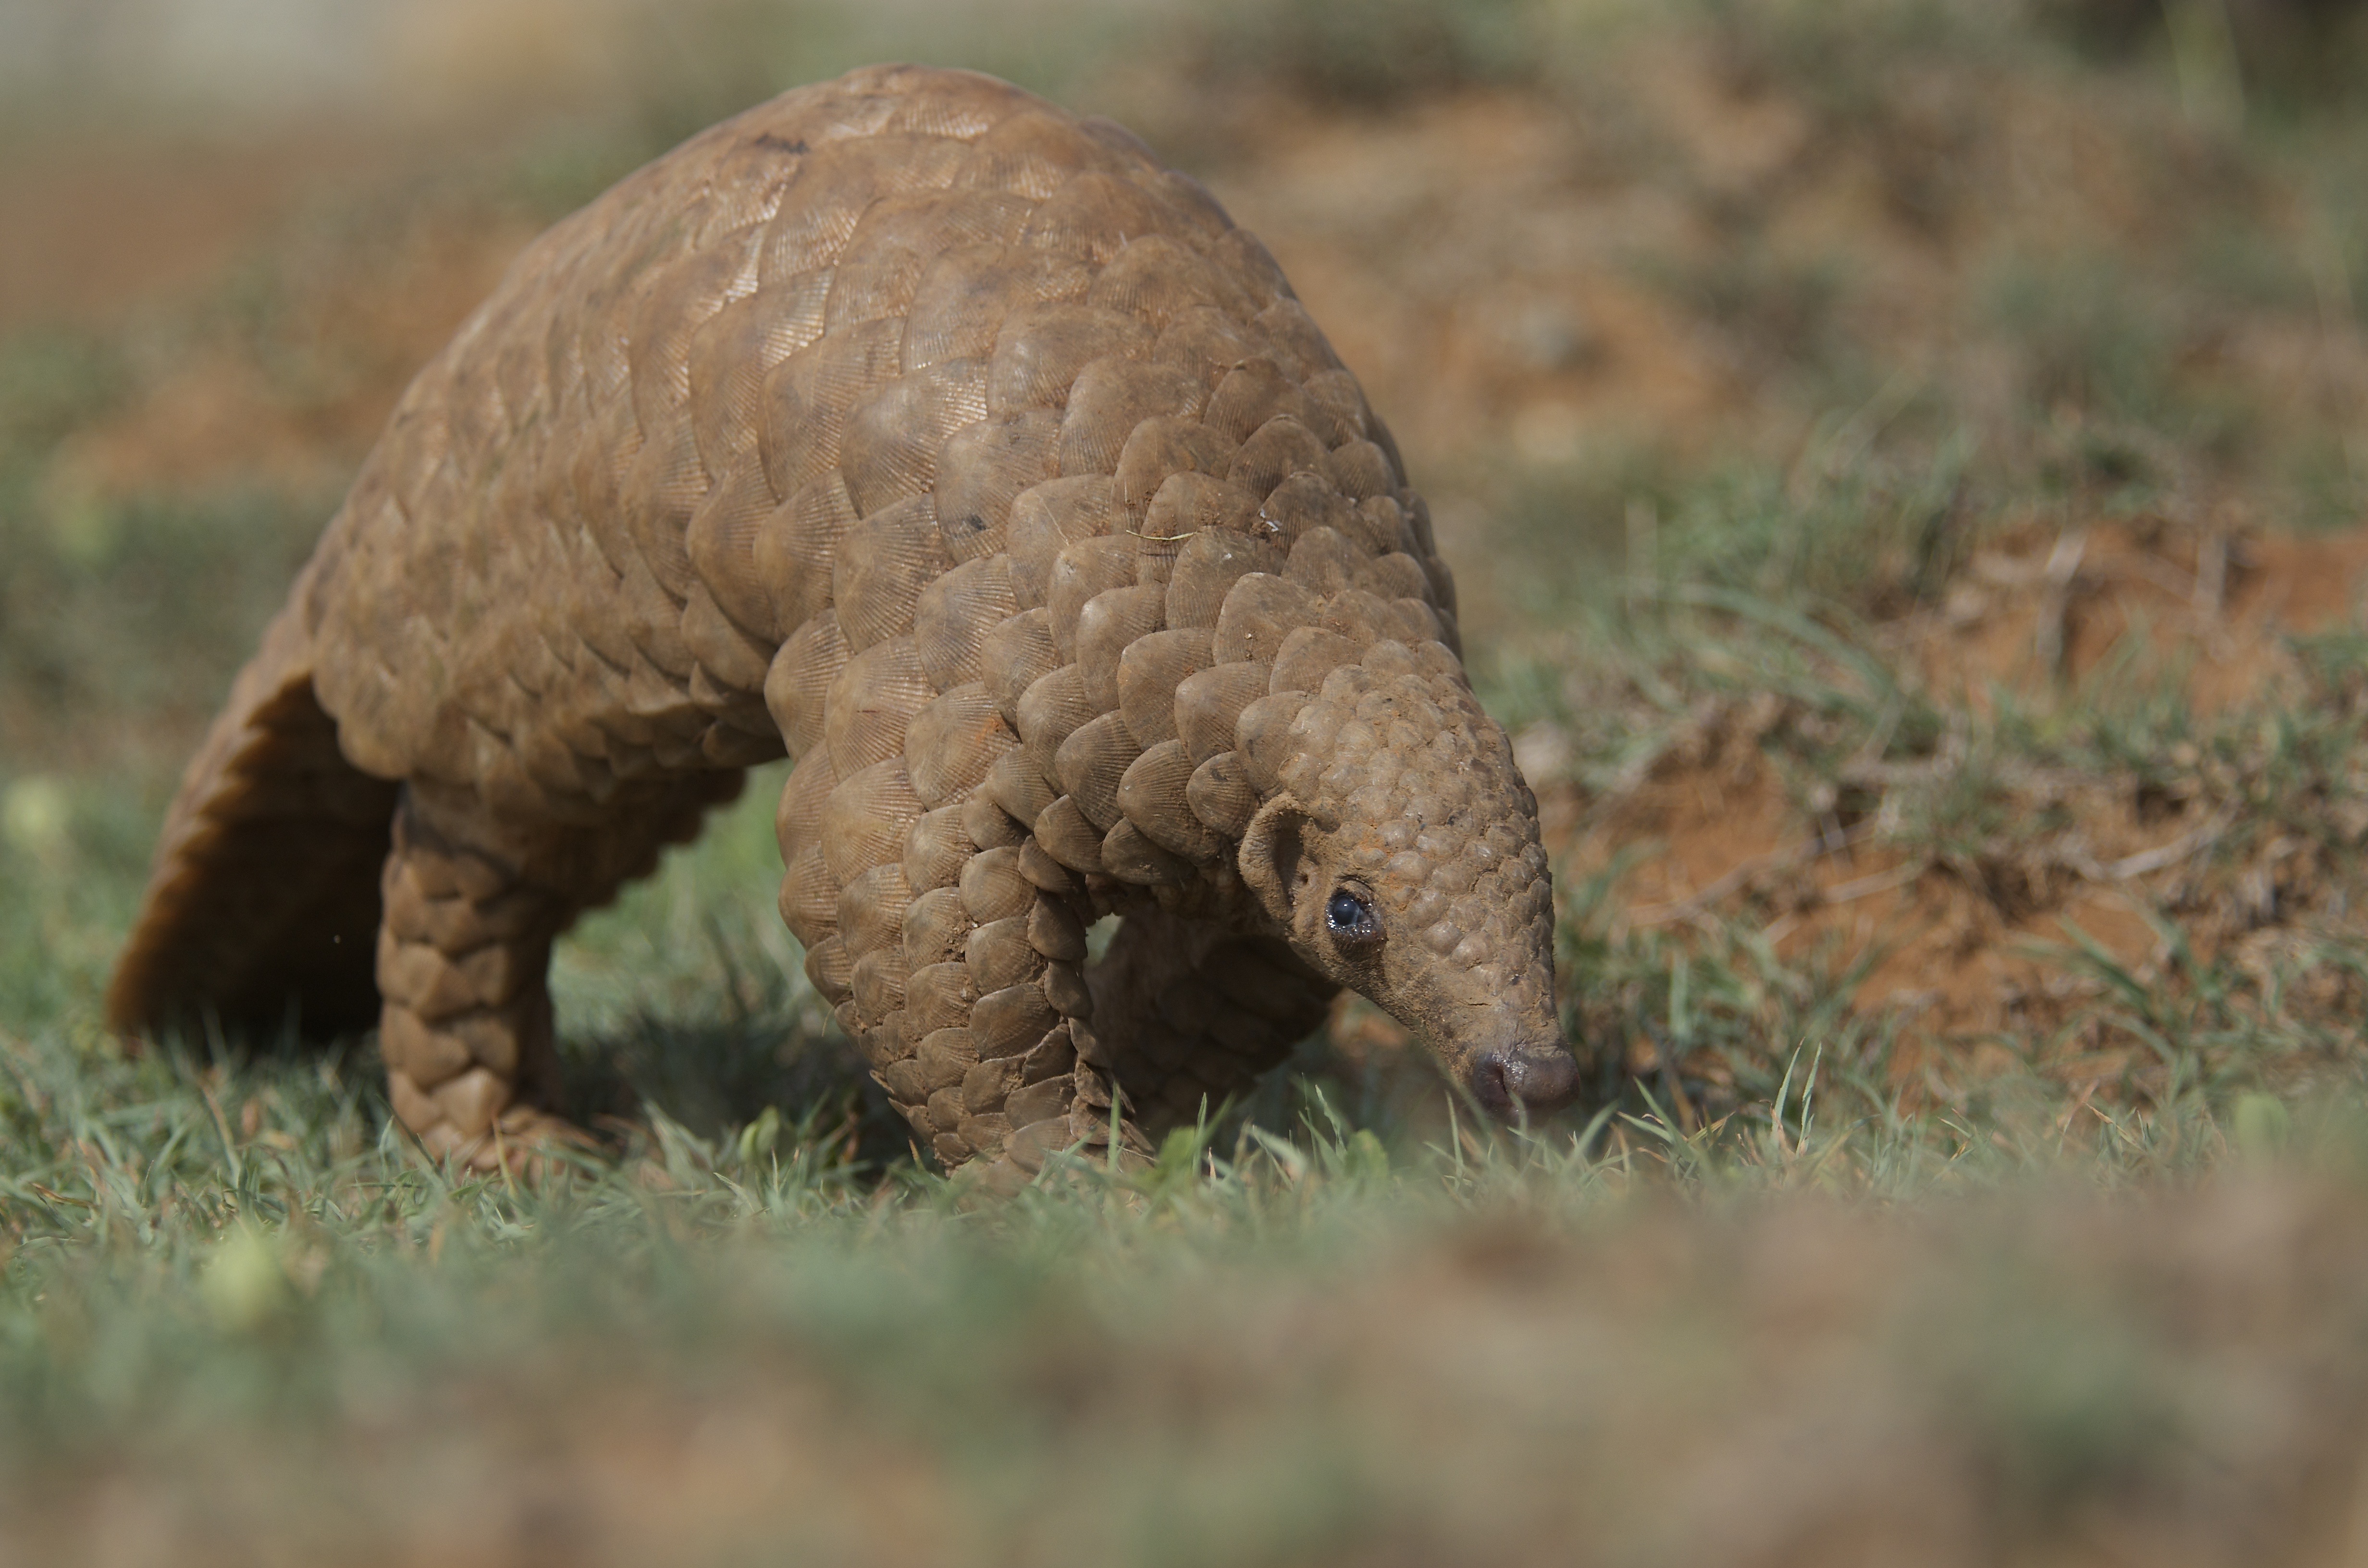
[1077,905,1337,1138]
[772,677,1121,1179]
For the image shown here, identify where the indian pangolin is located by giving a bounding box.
[105,65,1577,1186]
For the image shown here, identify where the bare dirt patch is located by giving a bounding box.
[1207,89,1737,478]
[0,134,378,331]
[38,212,540,507]
[1558,511,2368,1078]
[1915,517,2368,713]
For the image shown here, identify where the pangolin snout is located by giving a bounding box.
[1467,1041,1579,1120]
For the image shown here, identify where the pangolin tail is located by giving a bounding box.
[106,599,399,1041]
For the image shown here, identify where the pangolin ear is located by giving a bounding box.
[1238,792,1309,926]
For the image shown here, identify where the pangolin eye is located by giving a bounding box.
[1325,888,1379,943]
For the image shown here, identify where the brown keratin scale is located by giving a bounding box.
[105,65,1577,1187]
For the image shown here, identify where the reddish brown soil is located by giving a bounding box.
[1,123,538,507]
[1212,91,1737,472]
[1564,515,2368,1073]
[1922,520,2368,714]
[0,133,388,331]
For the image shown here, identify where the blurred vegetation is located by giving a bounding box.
[5,0,2368,1560]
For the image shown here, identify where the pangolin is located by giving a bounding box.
[105,64,1577,1186]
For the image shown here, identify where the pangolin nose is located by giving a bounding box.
[1470,1045,1579,1119]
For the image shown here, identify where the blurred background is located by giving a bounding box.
[10,7,2368,1560]
[6,0,2366,1074]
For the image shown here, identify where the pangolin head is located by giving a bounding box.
[1236,638,1576,1119]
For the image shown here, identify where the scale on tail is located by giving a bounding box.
[106,64,1576,1185]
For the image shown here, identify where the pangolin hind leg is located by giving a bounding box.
[376,772,744,1170]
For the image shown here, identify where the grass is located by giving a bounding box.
[12,1004,2368,1562]
[7,0,2368,1560]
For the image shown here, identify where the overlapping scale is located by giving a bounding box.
[912,553,1018,692]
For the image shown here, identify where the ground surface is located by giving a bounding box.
[7,1,2368,1562]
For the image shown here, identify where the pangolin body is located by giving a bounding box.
[107,65,1576,1183]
